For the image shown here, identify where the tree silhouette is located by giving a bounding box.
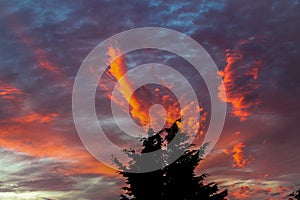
[115,119,228,200]
[289,188,300,200]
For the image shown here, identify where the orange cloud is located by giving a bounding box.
[227,182,294,200]
[232,142,249,168]
[224,142,250,168]
[231,185,250,199]
[106,45,151,127]
[0,82,59,124]
[12,112,59,124]
[35,48,62,76]
[101,45,205,135]
[230,185,275,199]
[0,123,116,176]
[0,85,115,177]
[218,45,263,121]
[8,15,71,88]
[0,82,24,101]
[277,186,291,194]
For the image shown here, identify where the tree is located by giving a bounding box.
[114,119,228,200]
[289,188,300,200]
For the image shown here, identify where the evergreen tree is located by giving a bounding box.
[115,119,228,200]
[289,188,300,200]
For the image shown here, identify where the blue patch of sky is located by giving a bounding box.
[148,0,225,35]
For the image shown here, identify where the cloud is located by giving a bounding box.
[218,37,265,121]
[0,0,299,199]
[0,148,120,199]
[225,142,250,168]
[0,81,24,101]
[0,82,25,119]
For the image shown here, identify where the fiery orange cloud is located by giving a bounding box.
[62,155,117,176]
[103,45,204,135]
[218,46,263,121]
[230,185,275,199]
[232,142,248,168]
[0,83,114,176]
[230,185,250,199]
[106,46,151,126]
[227,183,293,200]
[12,112,59,124]
[0,82,24,101]
[224,142,250,168]
[0,123,116,176]
[0,82,59,124]
[0,82,25,114]
[0,77,115,177]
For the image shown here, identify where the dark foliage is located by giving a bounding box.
[289,188,300,200]
[115,119,228,200]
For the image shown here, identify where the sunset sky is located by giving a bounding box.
[0,0,300,199]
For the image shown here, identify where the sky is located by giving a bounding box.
[0,0,300,199]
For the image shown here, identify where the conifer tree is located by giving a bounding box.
[115,119,228,200]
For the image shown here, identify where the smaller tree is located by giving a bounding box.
[289,188,300,200]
